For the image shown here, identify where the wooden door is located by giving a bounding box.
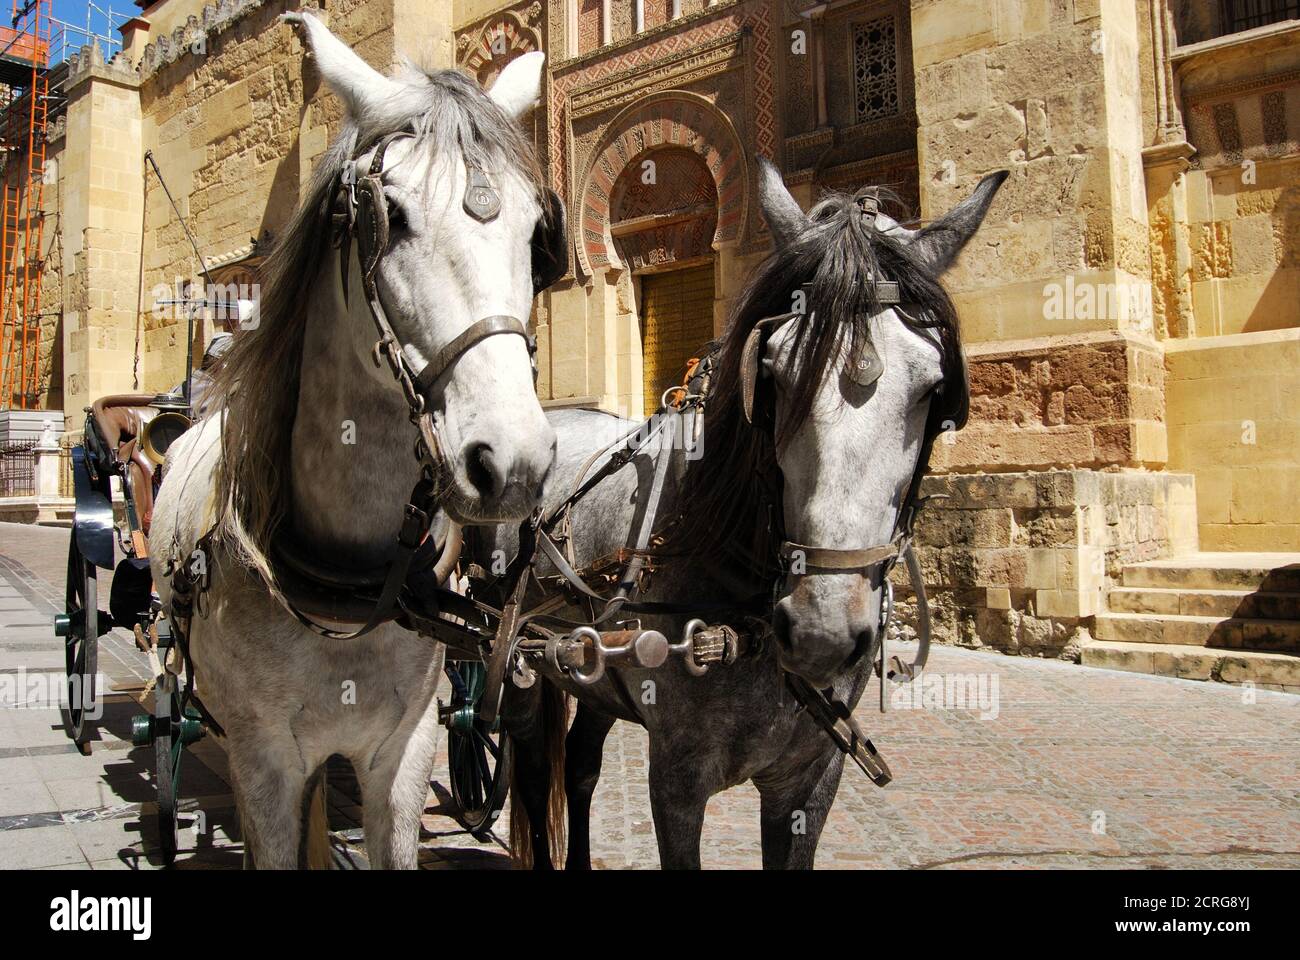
[640,263,715,411]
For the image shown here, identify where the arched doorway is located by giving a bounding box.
[609,146,719,410]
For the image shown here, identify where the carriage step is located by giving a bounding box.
[1094,612,1300,652]
[1081,639,1300,691]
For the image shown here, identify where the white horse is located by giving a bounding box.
[150,12,557,868]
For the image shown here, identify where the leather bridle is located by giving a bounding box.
[738,231,970,684]
[331,129,539,478]
[261,130,554,640]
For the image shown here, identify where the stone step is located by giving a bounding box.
[1121,553,1300,592]
[1106,586,1300,620]
[1094,612,1300,652]
[1081,639,1300,691]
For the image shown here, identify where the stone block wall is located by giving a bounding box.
[893,468,1199,658]
[934,330,1167,473]
[1166,328,1300,551]
[912,0,1153,347]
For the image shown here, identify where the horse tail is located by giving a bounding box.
[301,766,332,869]
[509,682,569,868]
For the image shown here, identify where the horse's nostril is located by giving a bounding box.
[465,443,501,500]
[847,627,876,669]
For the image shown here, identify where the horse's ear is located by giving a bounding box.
[487,51,546,120]
[283,11,403,120]
[758,157,809,250]
[910,170,1009,274]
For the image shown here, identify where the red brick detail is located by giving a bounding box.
[576,93,746,273]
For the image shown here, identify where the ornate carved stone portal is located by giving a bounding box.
[609,146,719,272]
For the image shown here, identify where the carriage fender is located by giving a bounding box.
[71,446,116,571]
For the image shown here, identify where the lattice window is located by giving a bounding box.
[1219,0,1299,35]
[852,16,899,124]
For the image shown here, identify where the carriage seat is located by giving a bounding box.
[88,394,160,536]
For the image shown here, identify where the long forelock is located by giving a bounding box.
[658,188,963,583]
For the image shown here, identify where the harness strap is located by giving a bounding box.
[786,674,892,787]
[411,315,534,395]
[780,540,899,572]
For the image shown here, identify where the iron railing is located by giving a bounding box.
[59,435,75,498]
[0,440,35,497]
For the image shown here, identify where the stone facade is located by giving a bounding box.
[6,0,1300,660]
[895,468,1199,657]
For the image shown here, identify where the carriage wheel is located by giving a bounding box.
[134,667,204,868]
[444,660,512,839]
[153,672,182,867]
[59,537,99,754]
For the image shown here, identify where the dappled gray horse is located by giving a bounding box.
[490,162,1006,868]
[150,13,557,868]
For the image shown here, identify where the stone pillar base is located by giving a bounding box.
[893,469,1199,659]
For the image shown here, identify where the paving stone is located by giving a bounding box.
[0,823,85,868]
[2,525,1298,869]
[0,779,56,818]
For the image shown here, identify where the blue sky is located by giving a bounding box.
[48,0,132,62]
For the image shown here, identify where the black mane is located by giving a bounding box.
[658,187,964,580]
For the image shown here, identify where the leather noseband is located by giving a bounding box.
[334,130,537,442]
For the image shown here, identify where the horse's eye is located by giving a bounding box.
[384,191,408,233]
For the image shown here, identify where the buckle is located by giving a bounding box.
[399,503,429,549]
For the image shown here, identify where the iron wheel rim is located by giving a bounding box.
[446,660,512,839]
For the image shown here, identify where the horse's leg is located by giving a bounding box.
[647,741,711,870]
[755,748,846,870]
[563,702,615,870]
[227,735,311,870]
[354,705,441,870]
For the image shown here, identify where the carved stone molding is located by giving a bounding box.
[568,31,745,120]
[456,3,545,75]
[574,90,748,275]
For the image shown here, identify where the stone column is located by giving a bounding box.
[808,5,828,129]
[60,47,144,422]
[903,0,1186,657]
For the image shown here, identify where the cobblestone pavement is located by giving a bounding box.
[1,522,1297,869]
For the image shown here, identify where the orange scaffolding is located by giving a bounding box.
[0,0,50,410]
